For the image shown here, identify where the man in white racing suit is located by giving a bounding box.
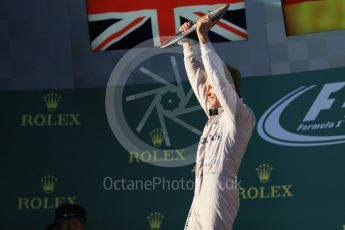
[180,16,256,230]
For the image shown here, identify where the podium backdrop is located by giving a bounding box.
[3,67,345,230]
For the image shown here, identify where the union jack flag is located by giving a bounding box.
[86,0,247,51]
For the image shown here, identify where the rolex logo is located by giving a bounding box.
[150,129,164,147]
[41,175,58,194]
[21,92,81,127]
[147,212,164,230]
[17,175,77,210]
[256,164,273,183]
[239,164,293,200]
[44,92,61,111]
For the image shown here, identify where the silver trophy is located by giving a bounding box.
[160,4,230,49]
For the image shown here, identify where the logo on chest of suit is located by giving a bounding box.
[200,132,221,144]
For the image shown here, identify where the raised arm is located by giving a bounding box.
[201,42,238,123]
[180,22,208,115]
[196,16,238,125]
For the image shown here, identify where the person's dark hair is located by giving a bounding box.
[46,204,87,230]
[224,65,241,96]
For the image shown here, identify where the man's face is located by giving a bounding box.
[205,76,221,108]
[59,219,85,230]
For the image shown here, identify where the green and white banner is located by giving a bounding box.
[3,66,345,229]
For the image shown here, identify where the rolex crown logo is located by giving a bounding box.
[147,212,164,230]
[44,92,61,111]
[256,164,273,183]
[150,128,164,147]
[41,175,58,194]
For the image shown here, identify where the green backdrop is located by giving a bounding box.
[3,67,345,229]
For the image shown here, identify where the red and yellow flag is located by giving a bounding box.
[282,0,345,35]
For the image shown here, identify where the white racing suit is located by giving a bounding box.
[183,42,256,230]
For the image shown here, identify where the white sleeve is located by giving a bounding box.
[200,42,238,125]
[183,44,208,115]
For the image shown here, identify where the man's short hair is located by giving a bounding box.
[224,65,241,96]
[46,204,87,230]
